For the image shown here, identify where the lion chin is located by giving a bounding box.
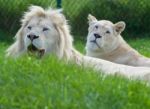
[6,5,150,82]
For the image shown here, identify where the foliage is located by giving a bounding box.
[0,0,150,37]
[0,0,56,33]
[70,0,150,36]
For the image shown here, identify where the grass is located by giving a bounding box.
[128,38,150,57]
[0,31,150,109]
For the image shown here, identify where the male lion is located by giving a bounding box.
[6,6,150,81]
[86,14,150,67]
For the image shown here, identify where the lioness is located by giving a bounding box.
[6,6,150,81]
[86,14,150,67]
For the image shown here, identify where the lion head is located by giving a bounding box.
[6,6,74,59]
[86,14,125,54]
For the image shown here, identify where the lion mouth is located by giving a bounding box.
[90,40,96,43]
[27,44,45,58]
[90,40,100,48]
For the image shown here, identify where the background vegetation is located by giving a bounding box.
[0,0,150,37]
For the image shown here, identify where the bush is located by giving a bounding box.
[0,0,150,37]
[0,0,56,34]
[69,0,150,37]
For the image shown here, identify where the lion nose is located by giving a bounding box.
[27,34,39,41]
[94,34,102,39]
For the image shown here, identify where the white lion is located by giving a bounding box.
[86,14,150,67]
[6,6,150,81]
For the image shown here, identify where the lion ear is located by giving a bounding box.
[6,27,25,57]
[114,21,126,34]
[88,14,97,25]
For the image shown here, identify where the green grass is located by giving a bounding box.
[128,38,150,57]
[1,32,150,109]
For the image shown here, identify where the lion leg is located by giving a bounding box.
[82,56,150,81]
[135,57,150,67]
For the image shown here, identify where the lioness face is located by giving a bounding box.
[86,14,125,52]
[23,16,59,56]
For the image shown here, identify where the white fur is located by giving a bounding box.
[86,14,150,67]
[6,6,150,82]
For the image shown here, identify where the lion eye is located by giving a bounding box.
[27,26,32,30]
[43,27,49,31]
[106,30,110,34]
[95,25,98,29]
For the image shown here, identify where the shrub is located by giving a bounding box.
[0,0,56,34]
[69,0,150,37]
[0,0,150,37]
